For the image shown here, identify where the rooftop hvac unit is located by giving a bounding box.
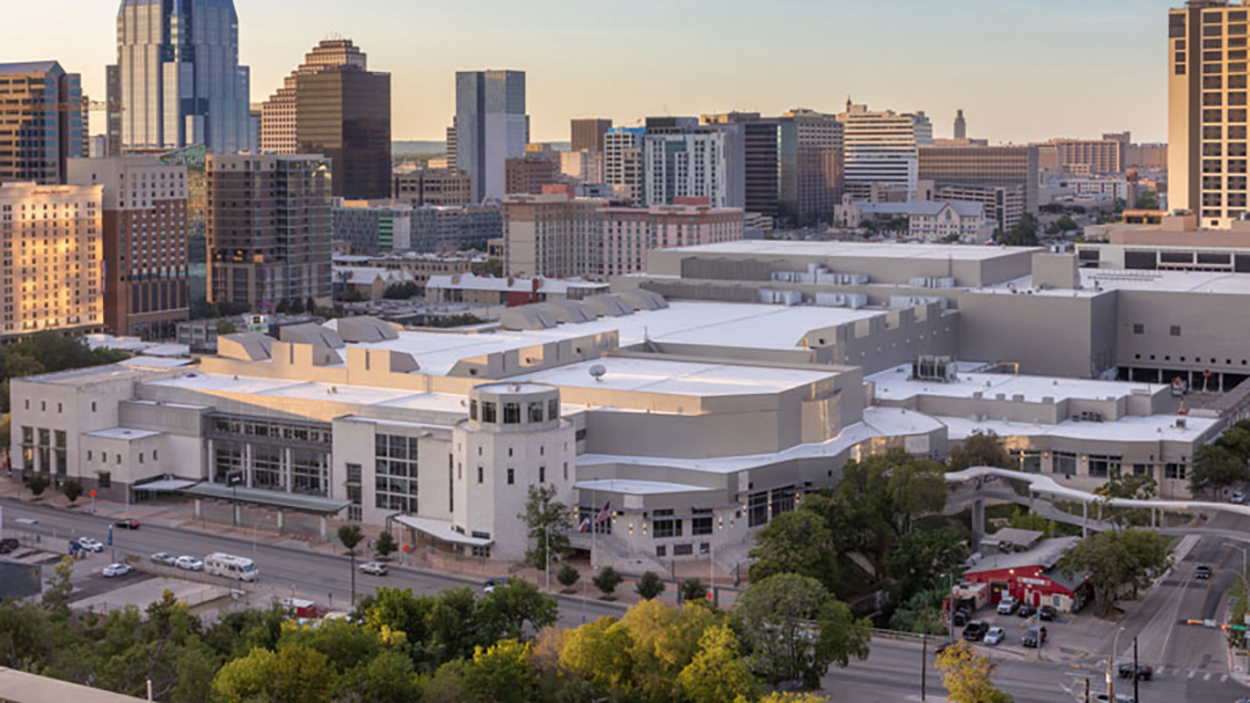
[912,355,957,383]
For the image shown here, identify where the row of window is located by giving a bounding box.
[469,397,560,424]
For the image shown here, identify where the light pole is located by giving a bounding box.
[1108,626,1125,700]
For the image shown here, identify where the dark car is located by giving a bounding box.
[962,621,989,642]
[1039,605,1057,621]
[1017,604,1037,618]
[1117,663,1153,681]
[0,538,18,554]
[114,519,141,530]
[1022,627,1042,648]
[1195,565,1213,580]
[953,608,971,627]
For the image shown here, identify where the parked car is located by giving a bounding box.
[953,607,971,627]
[77,537,104,552]
[1195,565,1213,580]
[359,561,388,576]
[962,621,989,642]
[14,518,37,525]
[1117,663,1153,681]
[983,626,1006,645]
[101,563,133,578]
[1093,694,1136,703]
[150,552,176,566]
[113,519,141,530]
[996,596,1019,615]
[483,577,505,593]
[175,555,203,571]
[1022,627,1043,648]
[1017,604,1037,618]
[1232,491,1246,504]
[1039,605,1057,621]
[0,538,19,554]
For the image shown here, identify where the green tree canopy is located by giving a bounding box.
[516,484,572,570]
[677,624,760,703]
[885,528,968,603]
[947,432,1013,472]
[1056,529,1172,616]
[212,644,338,703]
[1190,444,1249,497]
[748,510,841,593]
[475,578,558,643]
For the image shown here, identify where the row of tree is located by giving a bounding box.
[1191,419,1250,497]
[0,332,130,414]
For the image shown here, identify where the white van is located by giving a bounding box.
[203,553,259,582]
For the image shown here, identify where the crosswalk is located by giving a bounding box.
[1069,665,1228,683]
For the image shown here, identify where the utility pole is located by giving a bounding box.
[1132,636,1139,703]
[544,504,550,590]
[921,631,928,701]
[1083,677,1090,703]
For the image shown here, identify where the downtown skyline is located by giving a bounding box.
[6,0,1178,144]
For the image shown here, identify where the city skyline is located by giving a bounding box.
[5,0,1177,145]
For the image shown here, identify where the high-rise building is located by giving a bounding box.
[838,102,931,200]
[560,150,605,183]
[918,144,1041,215]
[392,168,473,207]
[1046,138,1123,175]
[0,183,103,338]
[261,40,390,199]
[0,61,86,184]
[505,152,561,194]
[206,154,332,308]
[116,0,253,154]
[67,156,189,338]
[446,123,458,165]
[570,118,613,152]
[455,70,528,202]
[642,118,744,208]
[105,65,122,158]
[604,127,646,205]
[1169,1,1250,225]
[778,109,844,225]
[954,109,967,140]
[702,113,781,220]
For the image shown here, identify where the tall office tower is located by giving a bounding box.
[778,108,844,225]
[954,109,967,139]
[838,102,930,200]
[0,61,87,184]
[455,70,528,202]
[67,156,189,338]
[446,123,458,164]
[261,39,390,198]
[560,149,605,183]
[0,183,103,338]
[702,113,781,220]
[105,65,122,158]
[641,117,744,208]
[570,118,613,152]
[117,0,252,153]
[206,154,332,308]
[603,127,647,204]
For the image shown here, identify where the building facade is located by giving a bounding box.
[0,183,103,338]
[570,118,612,153]
[838,102,931,200]
[260,39,367,154]
[918,144,1041,215]
[643,129,741,208]
[1047,138,1123,175]
[505,153,561,195]
[116,0,253,153]
[0,61,86,185]
[503,192,607,278]
[603,128,647,205]
[206,154,333,308]
[392,168,472,207]
[456,70,528,202]
[934,183,1025,232]
[779,109,844,226]
[560,150,605,183]
[600,202,746,276]
[332,200,414,253]
[834,197,992,242]
[67,156,190,339]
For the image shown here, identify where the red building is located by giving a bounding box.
[962,536,1089,613]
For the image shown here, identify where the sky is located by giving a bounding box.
[4,0,1178,144]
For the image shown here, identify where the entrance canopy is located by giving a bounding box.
[392,514,492,546]
[133,478,199,492]
[182,483,350,515]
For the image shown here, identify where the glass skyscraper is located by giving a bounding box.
[455,70,528,202]
[117,0,253,154]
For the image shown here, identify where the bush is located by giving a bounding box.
[62,479,83,505]
[28,474,48,498]
[636,571,665,600]
[592,567,622,598]
[375,531,397,559]
[678,577,708,603]
[557,564,580,592]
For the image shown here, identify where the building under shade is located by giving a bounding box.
[0,61,86,184]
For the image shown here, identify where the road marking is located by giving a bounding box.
[1204,672,1212,681]
[1188,669,1197,679]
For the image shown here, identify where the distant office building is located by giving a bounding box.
[918,144,1041,214]
[392,168,473,206]
[560,149,605,183]
[456,70,528,202]
[643,123,744,208]
[117,0,252,153]
[838,102,930,200]
[158,145,209,311]
[703,113,781,220]
[834,196,992,243]
[0,183,103,338]
[604,127,647,205]
[333,200,414,253]
[1046,139,1123,175]
[262,40,390,198]
[778,109,844,225]
[336,199,500,254]
[206,154,332,308]
[954,109,967,140]
[105,64,122,158]
[934,183,1025,233]
[409,205,501,252]
[600,200,745,277]
[571,118,613,152]
[67,156,189,338]
[446,123,457,165]
[506,152,562,194]
[0,61,86,184]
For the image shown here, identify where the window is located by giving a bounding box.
[507,468,515,485]
[1133,323,1144,334]
[692,516,713,535]
[656,545,667,558]
[539,466,546,483]
[98,472,111,488]
[1052,451,1077,476]
[1088,455,1120,479]
[87,450,93,461]
[138,453,144,464]
[1170,325,1182,336]
[653,518,682,538]
[503,402,520,424]
[469,399,478,420]
[673,544,694,556]
[375,434,417,512]
[748,491,769,527]
[1165,463,1187,480]
[563,462,568,481]
[481,402,497,423]
[1133,464,1151,476]
[478,466,483,484]
[548,398,559,419]
[528,402,544,423]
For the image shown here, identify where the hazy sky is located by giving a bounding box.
[6,0,1176,144]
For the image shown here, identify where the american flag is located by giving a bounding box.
[594,501,611,525]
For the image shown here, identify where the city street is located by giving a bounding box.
[0,497,626,629]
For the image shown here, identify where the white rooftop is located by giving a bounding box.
[426,273,608,294]
[574,479,714,495]
[867,363,1163,404]
[940,413,1219,443]
[981,269,1250,297]
[86,427,161,441]
[510,357,836,396]
[144,373,468,414]
[663,240,1040,261]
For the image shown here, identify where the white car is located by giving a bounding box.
[996,596,1019,615]
[77,537,104,552]
[175,555,203,571]
[1232,491,1246,504]
[101,563,132,577]
[983,626,1005,645]
[358,561,388,576]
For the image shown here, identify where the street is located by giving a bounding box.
[0,497,626,629]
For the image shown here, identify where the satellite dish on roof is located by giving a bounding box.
[589,364,607,383]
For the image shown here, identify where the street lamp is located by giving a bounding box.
[1108,625,1125,700]
[227,470,243,527]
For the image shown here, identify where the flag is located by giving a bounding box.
[594,502,611,525]
[578,517,591,533]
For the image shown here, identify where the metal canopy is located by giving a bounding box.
[393,514,492,546]
[182,483,350,514]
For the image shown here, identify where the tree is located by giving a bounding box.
[338,524,364,605]
[752,694,828,703]
[1230,575,1249,651]
[1094,472,1158,527]
[1056,529,1172,616]
[41,556,75,616]
[593,566,622,599]
[338,649,422,703]
[935,640,1014,703]
[636,571,665,600]
[461,639,540,703]
[748,510,840,593]
[1135,191,1159,210]
[289,297,307,314]
[212,645,338,703]
[556,564,580,592]
[677,624,759,703]
[679,577,708,603]
[1055,215,1079,232]
[947,432,1013,472]
[517,484,571,571]
[62,479,83,506]
[734,573,870,689]
[275,299,291,314]
[885,528,968,603]
[28,473,49,498]
[835,448,947,547]
[375,531,397,559]
[1191,444,1249,497]
[215,319,237,335]
[889,587,949,635]
[1007,508,1055,536]
[475,578,558,642]
[305,298,317,315]
[999,213,1038,246]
